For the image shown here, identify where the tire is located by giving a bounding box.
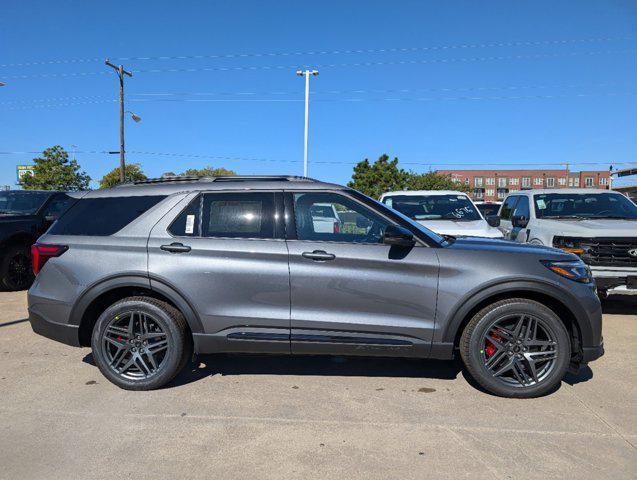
[91,296,191,390]
[460,298,570,398]
[0,245,34,291]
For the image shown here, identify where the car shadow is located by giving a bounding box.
[601,296,637,315]
[167,354,463,388]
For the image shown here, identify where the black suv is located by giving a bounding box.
[0,190,77,290]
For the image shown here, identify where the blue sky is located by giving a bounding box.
[1,0,636,188]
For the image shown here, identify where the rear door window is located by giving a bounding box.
[49,195,165,236]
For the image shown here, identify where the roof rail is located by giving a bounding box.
[118,175,319,186]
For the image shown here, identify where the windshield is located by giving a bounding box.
[0,191,50,215]
[363,196,447,245]
[383,194,482,221]
[534,193,637,219]
[476,203,500,217]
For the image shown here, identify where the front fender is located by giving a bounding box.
[439,278,600,347]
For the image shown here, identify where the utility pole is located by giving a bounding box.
[105,59,133,183]
[296,69,319,177]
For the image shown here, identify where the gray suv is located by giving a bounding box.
[28,176,604,397]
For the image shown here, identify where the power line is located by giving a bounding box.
[0,150,634,168]
[1,35,632,68]
[5,49,634,79]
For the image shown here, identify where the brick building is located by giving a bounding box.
[435,169,611,202]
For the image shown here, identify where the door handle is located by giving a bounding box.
[160,242,192,253]
[302,250,336,261]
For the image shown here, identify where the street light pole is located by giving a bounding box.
[296,69,318,177]
[105,59,133,183]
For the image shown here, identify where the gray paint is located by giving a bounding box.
[28,177,603,365]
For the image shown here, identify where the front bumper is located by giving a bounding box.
[591,266,637,292]
[582,342,605,363]
[28,310,80,347]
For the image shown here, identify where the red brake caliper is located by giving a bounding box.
[485,334,502,357]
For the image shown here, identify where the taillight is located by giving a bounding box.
[31,244,68,275]
[333,222,340,234]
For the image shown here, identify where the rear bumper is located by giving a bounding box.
[29,310,80,346]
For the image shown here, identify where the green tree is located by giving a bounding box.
[406,171,470,193]
[99,163,147,188]
[21,145,90,191]
[348,154,470,198]
[347,154,408,199]
[162,166,236,177]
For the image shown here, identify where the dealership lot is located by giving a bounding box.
[0,291,635,479]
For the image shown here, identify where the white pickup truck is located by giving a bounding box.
[498,188,637,297]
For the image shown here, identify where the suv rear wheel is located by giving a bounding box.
[0,245,34,291]
[460,298,570,398]
[91,297,191,390]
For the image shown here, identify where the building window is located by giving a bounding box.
[558,178,566,186]
[464,178,470,186]
[474,189,484,199]
[474,177,483,187]
[568,178,574,186]
[600,177,608,186]
[486,178,495,185]
[497,189,507,199]
[534,177,543,186]
[574,178,580,187]
[546,177,555,188]
[509,178,519,186]
[585,177,594,187]
[486,189,495,197]
[522,177,531,188]
[498,177,507,188]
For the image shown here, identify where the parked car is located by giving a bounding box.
[475,201,502,218]
[0,190,78,290]
[28,176,603,398]
[379,190,503,238]
[497,189,637,297]
[309,202,342,233]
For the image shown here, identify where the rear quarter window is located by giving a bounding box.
[49,195,166,236]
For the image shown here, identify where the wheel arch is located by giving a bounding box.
[442,280,589,355]
[71,274,204,347]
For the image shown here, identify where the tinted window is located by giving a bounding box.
[42,194,76,220]
[0,191,50,215]
[533,193,637,219]
[294,192,390,244]
[169,196,201,237]
[49,196,165,236]
[500,196,519,220]
[384,194,481,221]
[476,203,500,217]
[201,192,275,238]
[513,196,530,219]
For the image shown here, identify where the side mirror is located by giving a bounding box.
[511,215,529,228]
[486,215,500,227]
[383,225,416,247]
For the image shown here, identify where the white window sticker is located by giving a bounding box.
[185,214,195,234]
[536,199,546,210]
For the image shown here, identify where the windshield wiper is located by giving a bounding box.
[589,214,637,220]
[542,215,586,220]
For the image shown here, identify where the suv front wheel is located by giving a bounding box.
[91,297,191,390]
[460,298,570,398]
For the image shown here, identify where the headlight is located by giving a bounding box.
[542,260,592,283]
[552,236,585,255]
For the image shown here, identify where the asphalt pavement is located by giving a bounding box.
[0,291,635,479]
